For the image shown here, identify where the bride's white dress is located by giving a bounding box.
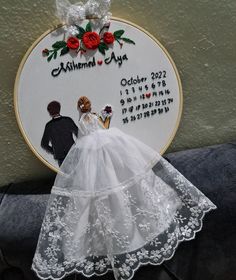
[32,112,216,280]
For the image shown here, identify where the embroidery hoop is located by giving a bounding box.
[14,17,183,173]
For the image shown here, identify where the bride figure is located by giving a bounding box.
[32,96,216,280]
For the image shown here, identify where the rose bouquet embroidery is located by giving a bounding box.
[99,104,113,129]
[43,22,135,62]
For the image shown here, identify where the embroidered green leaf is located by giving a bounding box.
[53,51,57,59]
[86,22,92,32]
[120,37,135,44]
[98,42,108,55]
[114,30,125,39]
[100,42,109,50]
[60,46,69,56]
[98,46,105,55]
[75,25,85,33]
[75,25,86,38]
[52,41,67,49]
[47,53,54,62]
[76,33,83,39]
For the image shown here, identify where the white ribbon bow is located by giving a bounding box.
[56,0,112,29]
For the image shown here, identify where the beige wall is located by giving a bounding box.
[0,0,235,186]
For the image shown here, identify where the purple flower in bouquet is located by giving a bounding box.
[99,104,113,129]
[100,105,113,121]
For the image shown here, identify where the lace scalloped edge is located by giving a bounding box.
[31,204,216,280]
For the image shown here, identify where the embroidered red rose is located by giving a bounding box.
[42,48,49,56]
[103,32,115,44]
[67,37,80,49]
[82,32,100,50]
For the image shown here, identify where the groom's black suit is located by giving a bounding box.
[41,116,78,166]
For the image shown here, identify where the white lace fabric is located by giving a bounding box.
[32,113,217,280]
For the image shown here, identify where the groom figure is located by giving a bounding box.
[41,101,78,166]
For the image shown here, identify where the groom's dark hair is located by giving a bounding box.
[47,101,61,116]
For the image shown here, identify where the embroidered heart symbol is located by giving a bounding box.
[97,60,103,65]
[145,93,151,98]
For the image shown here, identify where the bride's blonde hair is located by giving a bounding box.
[77,96,91,113]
